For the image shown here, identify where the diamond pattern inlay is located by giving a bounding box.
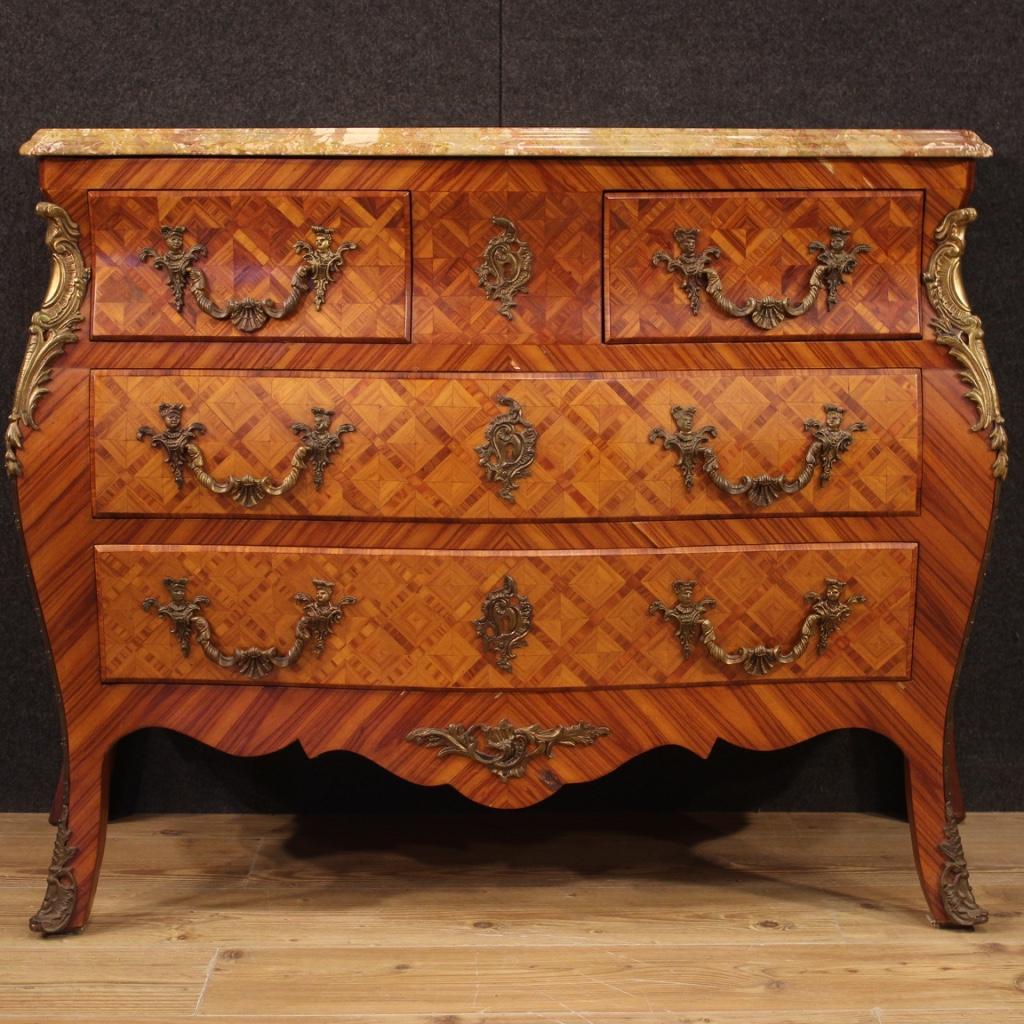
[95,543,916,689]
[90,190,411,340]
[605,190,923,340]
[92,370,920,519]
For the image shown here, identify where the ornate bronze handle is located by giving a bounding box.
[406,720,610,781]
[139,223,357,332]
[474,575,533,671]
[653,225,869,329]
[650,577,865,676]
[136,403,355,508]
[477,216,533,320]
[475,395,538,503]
[649,402,866,507]
[142,577,355,679]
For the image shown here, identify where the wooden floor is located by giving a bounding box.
[0,811,1021,1022]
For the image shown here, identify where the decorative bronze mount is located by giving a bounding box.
[6,203,91,479]
[939,799,989,927]
[142,577,355,679]
[475,394,538,503]
[477,215,533,319]
[650,577,866,676]
[139,223,357,332]
[653,225,870,329]
[29,800,77,936]
[649,402,866,508]
[474,575,533,672]
[406,720,610,781]
[923,207,1007,479]
[136,403,355,507]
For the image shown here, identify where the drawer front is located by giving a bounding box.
[93,369,921,519]
[604,190,923,341]
[95,542,916,688]
[89,190,411,340]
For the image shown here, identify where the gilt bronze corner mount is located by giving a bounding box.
[6,203,92,478]
[923,208,1007,479]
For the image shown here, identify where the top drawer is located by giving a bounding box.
[86,184,924,344]
[604,190,924,342]
[89,190,412,341]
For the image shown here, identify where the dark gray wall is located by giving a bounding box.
[0,0,1020,816]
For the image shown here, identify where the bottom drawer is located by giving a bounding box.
[95,542,916,689]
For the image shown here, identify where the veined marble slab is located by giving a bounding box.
[20,126,992,159]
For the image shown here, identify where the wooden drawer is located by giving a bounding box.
[603,190,924,341]
[89,190,411,340]
[92,369,921,520]
[95,542,916,689]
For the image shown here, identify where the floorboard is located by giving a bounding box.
[0,812,1020,1021]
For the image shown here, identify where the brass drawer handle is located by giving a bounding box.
[649,402,866,507]
[652,226,869,329]
[477,215,533,320]
[650,577,866,676]
[474,575,533,671]
[142,577,355,679]
[136,403,355,507]
[406,720,610,781]
[139,223,357,332]
[475,395,538,503]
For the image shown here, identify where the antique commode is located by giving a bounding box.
[7,127,1003,933]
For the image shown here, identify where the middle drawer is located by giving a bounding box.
[93,369,920,520]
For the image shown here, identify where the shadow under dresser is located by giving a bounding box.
[6,126,1003,933]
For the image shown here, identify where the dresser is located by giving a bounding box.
[8,127,1003,934]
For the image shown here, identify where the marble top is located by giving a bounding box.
[20,127,992,159]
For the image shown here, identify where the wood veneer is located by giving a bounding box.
[94,542,917,688]
[90,190,412,341]
[7,130,1002,934]
[604,189,924,341]
[92,369,922,520]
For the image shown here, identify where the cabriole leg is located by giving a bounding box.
[904,751,987,928]
[30,742,113,936]
[47,756,66,826]
[945,714,966,824]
